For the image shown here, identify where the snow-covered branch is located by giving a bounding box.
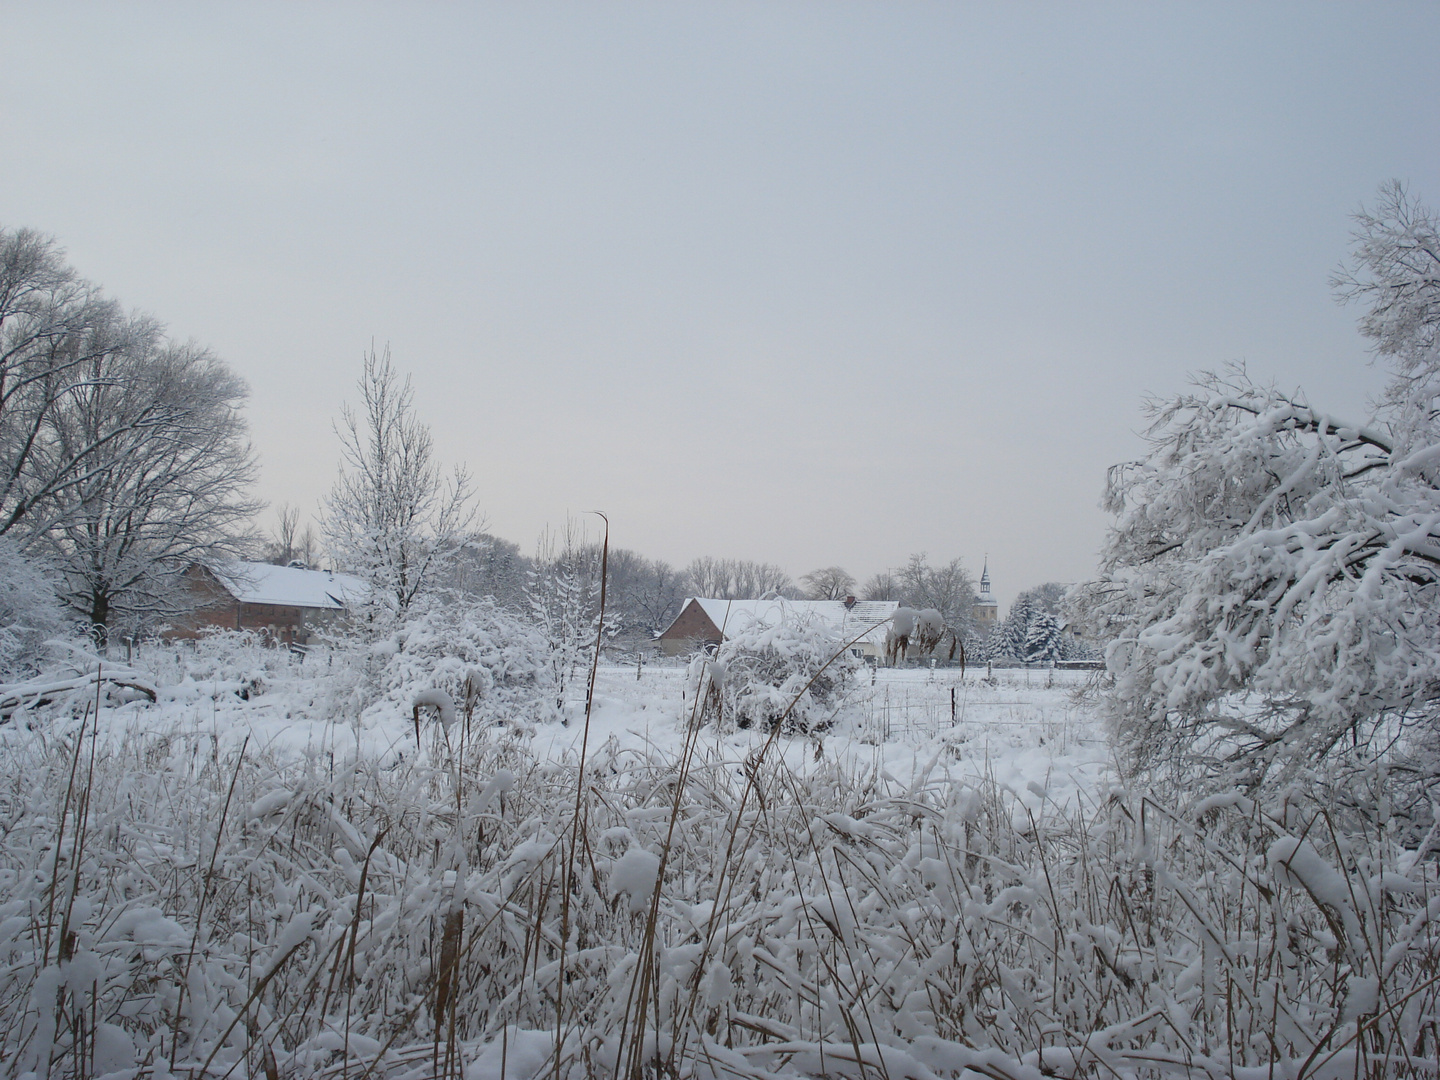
[1088,187,1440,796]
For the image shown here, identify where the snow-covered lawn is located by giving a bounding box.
[1,645,1434,1079]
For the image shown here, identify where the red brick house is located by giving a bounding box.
[173,562,366,645]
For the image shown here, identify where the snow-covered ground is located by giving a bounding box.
[22,637,1110,801]
[61,646,1112,819]
[547,662,1111,814]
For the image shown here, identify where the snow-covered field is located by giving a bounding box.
[1,642,1434,1079]
[48,645,1110,821]
[550,663,1108,800]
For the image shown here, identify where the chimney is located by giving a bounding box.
[843,595,857,610]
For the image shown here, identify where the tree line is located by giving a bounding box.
[0,245,1028,664]
[0,225,1094,668]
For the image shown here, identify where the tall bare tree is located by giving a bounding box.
[599,548,688,634]
[684,556,794,599]
[0,228,262,637]
[266,503,302,565]
[262,504,320,569]
[324,346,475,634]
[895,552,977,630]
[861,570,898,601]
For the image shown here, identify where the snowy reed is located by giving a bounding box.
[3,679,1439,1080]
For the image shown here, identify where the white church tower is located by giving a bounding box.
[973,557,998,625]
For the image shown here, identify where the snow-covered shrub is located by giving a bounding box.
[366,596,555,730]
[0,538,68,677]
[158,629,279,699]
[526,542,603,716]
[710,610,858,732]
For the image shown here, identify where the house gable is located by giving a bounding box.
[656,599,724,655]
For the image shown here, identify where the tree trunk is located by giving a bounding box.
[88,592,109,648]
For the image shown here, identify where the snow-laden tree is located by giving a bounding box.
[324,346,475,637]
[1089,182,1440,796]
[38,334,259,636]
[526,521,606,717]
[1022,611,1064,663]
[0,228,260,639]
[993,595,1036,660]
[993,582,1084,663]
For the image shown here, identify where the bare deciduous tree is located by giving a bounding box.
[0,227,265,638]
[0,228,139,538]
[627,556,688,633]
[800,565,856,600]
[443,532,531,611]
[267,503,301,565]
[861,570,898,601]
[38,335,260,637]
[601,548,688,635]
[324,346,476,635]
[895,552,977,631]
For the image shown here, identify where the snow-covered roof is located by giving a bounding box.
[687,598,900,649]
[207,561,367,610]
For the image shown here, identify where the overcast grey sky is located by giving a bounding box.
[3,3,1437,606]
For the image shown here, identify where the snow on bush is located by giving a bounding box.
[363,597,555,730]
[705,609,859,732]
[153,629,277,700]
[2,714,1437,1079]
[891,605,917,639]
[0,537,68,677]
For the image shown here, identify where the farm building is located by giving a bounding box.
[173,561,366,645]
[657,596,900,658]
